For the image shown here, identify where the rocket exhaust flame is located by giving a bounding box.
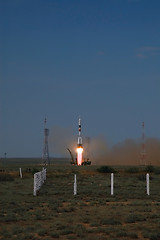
[77,146,83,165]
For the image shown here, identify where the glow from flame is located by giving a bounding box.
[77,147,83,165]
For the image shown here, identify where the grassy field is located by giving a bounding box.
[0,161,160,240]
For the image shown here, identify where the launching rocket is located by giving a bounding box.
[77,118,82,146]
[77,117,83,165]
[67,117,91,166]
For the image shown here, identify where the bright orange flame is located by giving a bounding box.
[77,147,83,165]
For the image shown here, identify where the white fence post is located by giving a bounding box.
[111,173,114,195]
[74,174,77,195]
[146,173,150,195]
[19,168,22,178]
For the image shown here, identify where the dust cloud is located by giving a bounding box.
[49,125,160,165]
[90,137,160,165]
[89,136,109,165]
[145,138,160,165]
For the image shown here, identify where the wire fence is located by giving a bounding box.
[33,168,46,196]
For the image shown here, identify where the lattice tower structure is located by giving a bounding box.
[140,121,146,165]
[42,118,50,165]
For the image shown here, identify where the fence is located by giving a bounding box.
[33,168,46,196]
[73,173,150,196]
[33,171,150,197]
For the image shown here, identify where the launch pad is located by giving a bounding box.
[67,148,91,165]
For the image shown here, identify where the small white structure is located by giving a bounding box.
[74,174,77,195]
[146,173,150,195]
[19,168,22,178]
[33,168,47,196]
[111,173,114,195]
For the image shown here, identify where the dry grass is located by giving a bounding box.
[0,164,160,239]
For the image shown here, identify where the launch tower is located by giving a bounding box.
[42,118,50,165]
[140,121,146,166]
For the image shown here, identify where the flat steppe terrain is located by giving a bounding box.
[0,159,160,240]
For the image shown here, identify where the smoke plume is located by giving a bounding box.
[90,137,160,165]
[49,125,160,165]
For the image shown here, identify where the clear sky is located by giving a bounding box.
[0,0,160,157]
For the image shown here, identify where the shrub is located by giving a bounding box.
[145,165,154,173]
[61,229,73,235]
[61,207,75,212]
[100,218,121,225]
[4,214,17,222]
[25,168,32,173]
[32,168,40,175]
[74,224,86,237]
[0,173,14,181]
[149,232,160,240]
[143,231,151,239]
[126,167,139,173]
[154,167,160,174]
[0,229,12,238]
[137,174,146,181]
[116,231,127,237]
[12,226,24,234]
[23,233,35,239]
[138,174,153,181]
[125,214,146,223]
[66,236,76,240]
[50,232,59,238]
[97,166,116,173]
[37,228,47,236]
[90,221,101,227]
[128,232,138,238]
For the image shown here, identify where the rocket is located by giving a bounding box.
[77,117,82,146]
[78,118,81,133]
[77,117,83,165]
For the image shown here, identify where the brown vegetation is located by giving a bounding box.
[0,163,160,239]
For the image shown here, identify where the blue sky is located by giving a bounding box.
[0,0,160,157]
